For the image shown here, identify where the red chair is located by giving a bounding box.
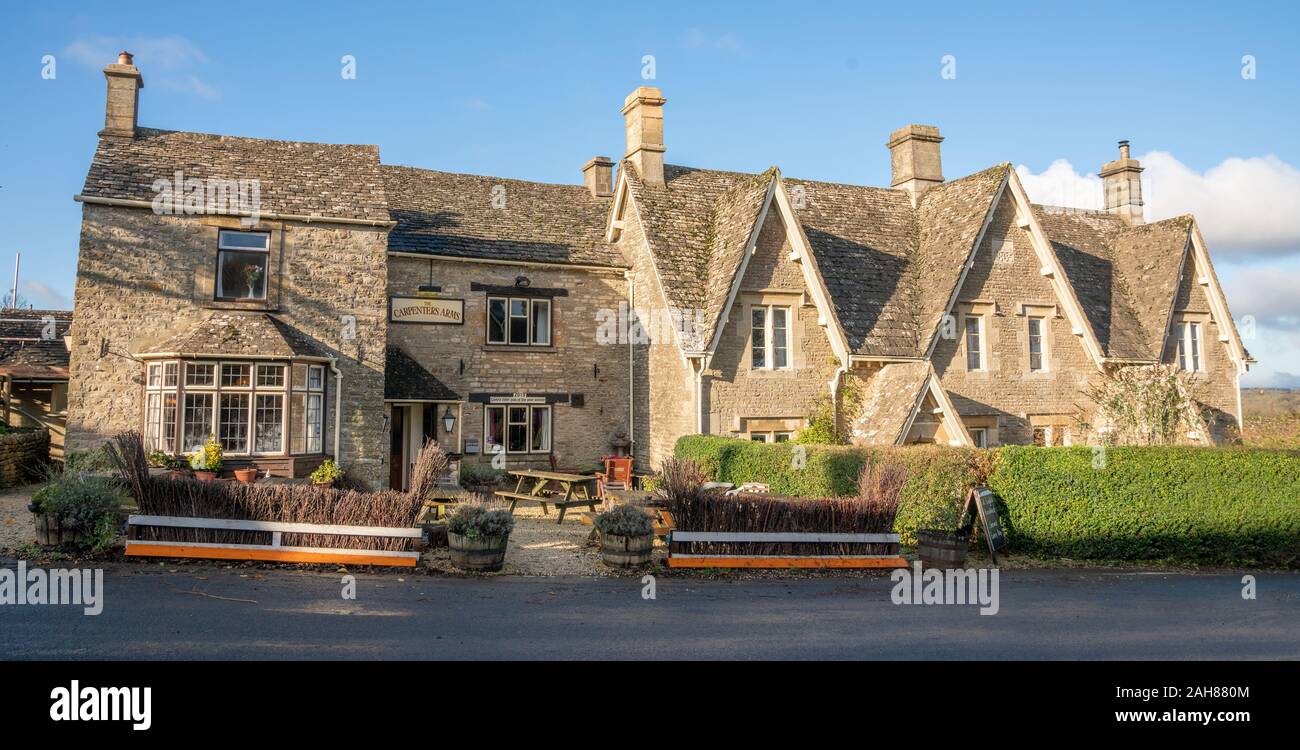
[603,456,634,493]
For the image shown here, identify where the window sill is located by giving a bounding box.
[204,300,278,312]
[483,345,557,353]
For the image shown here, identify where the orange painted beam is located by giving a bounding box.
[125,543,418,568]
[668,556,907,570]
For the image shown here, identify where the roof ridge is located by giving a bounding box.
[381,163,602,193]
[133,126,380,150]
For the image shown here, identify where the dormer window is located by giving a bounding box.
[216,230,270,301]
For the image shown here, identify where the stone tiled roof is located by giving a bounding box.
[850,362,931,445]
[382,165,622,267]
[622,162,772,350]
[0,310,73,379]
[81,128,390,223]
[137,312,332,360]
[385,346,459,401]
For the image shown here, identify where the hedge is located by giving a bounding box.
[673,435,988,544]
[673,436,1300,565]
[988,446,1300,566]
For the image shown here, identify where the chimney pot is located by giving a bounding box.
[887,124,944,202]
[1118,139,1131,160]
[622,86,666,186]
[101,52,143,138]
[582,156,615,198]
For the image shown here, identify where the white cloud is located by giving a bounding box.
[1016,152,1300,256]
[1223,267,1300,329]
[63,35,216,98]
[684,28,743,52]
[21,280,70,310]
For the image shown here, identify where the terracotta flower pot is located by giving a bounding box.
[234,468,259,484]
[194,470,218,482]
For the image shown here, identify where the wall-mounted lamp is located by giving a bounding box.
[514,275,530,288]
[443,405,456,433]
[593,363,600,380]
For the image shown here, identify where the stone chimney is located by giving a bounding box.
[887,124,944,201]
[582,156,614,198]
[622,86,666,185]
[1099,140,1144,225]
[101,51,143,138]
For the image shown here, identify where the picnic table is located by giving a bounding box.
[495,469,601,524]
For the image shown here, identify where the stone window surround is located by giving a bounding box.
[1016,301,1059,374]
[483,403,552,454]
[962,415,999,447]
[197,217,284,312]
[959,300,996,374]
[142,357,326,457]
[1028,414,1074,447]
[483,294,556,350]
[1173,314,1212,374]
[737,415,804,440]
[742,290,804,374]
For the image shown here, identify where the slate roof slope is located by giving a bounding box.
[385,346,460,401]
[0,310,73,379]
[138,312,332,360]
[1105,216,1194,358]
[850,361,931,445]
[785,178,919,358]
[909,164,1011,357]
[621,162,772,350]
[383,165,621,267]
[81,128,389,222]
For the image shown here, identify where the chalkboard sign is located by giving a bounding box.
[961,487,1007,562]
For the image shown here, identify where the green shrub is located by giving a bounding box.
[33,472,128,552]
[446,503,515,540]
[145,450,172,469]
[989,446,1300,566]
[310,459,345,484]
[459,462,504,488]
[595,504,655,537]
[64,447,116,473]
[674,435,986,544]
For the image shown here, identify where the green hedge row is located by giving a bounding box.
[673,436,1300,565]
[988,446,1300,566]
[673,435,988,545]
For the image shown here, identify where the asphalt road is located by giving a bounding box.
[2,560,1298,659]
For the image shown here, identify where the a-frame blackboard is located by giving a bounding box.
[960,487,1007,563]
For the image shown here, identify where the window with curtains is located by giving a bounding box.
[483,404,551,453]
[487,296,552,346]
[143,360,325,456]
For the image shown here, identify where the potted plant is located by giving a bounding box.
[30,471,127,550]
[233,466,259,484]
[458,462,503,499]
[915,497,970,569]
[594,503,655,568]
[445,503,515,572]
[168,456,193,480]
[189,435,223,481]
[310,458,345,487]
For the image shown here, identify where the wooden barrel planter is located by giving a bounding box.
[33,514,85,547]
[601,532,653,568]
[447,532,509,572]
[916,530,970,569]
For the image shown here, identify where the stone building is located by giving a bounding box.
[65,55,1252,488]
[0,309,73,459]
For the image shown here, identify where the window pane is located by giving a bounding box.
[750,433,769,442]
[966,317,982,370]
[186,362,215,387]
[256,364,285,388]
[161,393,177,453]
[751,308,766,368]
[290,394,306,453]
[217,250,269,300]
[507,406,528,452]
[218,230,270,251]
[485,407,504,448]
[218,393,250,453]
[292,363,307,390]
[221,363,251,387]
[530,407,550,452]
[1028,318,1043,371]
[182,393,214,453]
[1189,323,1201,370]
[531,299,551,345]
[147,364,161,388]
[254,394,284,453]
[774,432,791,443]
[306,394,323,453]
[773,308,788,368]
[488,298,507,344]
[145,393,161,449]
[163,362,179,387]
[509,299,529,344]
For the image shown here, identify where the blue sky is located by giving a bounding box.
[2,0,1298,385]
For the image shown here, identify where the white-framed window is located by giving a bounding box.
[215,230,270,301]
[1027,316,1047,372]
[143,358,323,456]
[487,296,552,346]
[750,305,792,370]
[748,430,794,443]
[965,315,985,371]
[484,404,551,453]
[1176,321,1203,372]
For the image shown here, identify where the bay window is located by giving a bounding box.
[143,358,325,456]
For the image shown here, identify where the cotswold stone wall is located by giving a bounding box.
[705,207,840,439]
[1161,265,1241,441]
[387,255,630,472]
[65,205,390,488]
[0,429,50,488]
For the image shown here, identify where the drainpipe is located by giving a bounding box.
[694,357,705,434]
[328,355,343,462]
[626,271,635,458]
[829,362,849,438]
